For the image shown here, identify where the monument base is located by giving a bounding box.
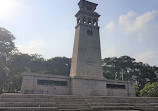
[21,73,135,97]
[71,77,107,96]
[70,76,135,97]
[21,72,70,95]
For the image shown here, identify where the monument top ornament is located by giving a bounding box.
[78,0,98,10]
[75,0,100,29]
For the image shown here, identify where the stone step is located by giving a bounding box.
[154,106,158,109]
[53,96,82,99]
[0,102,56,107]
[91,106,135,110]
[86,99,128,103]
[150,103,158,105]
[110,110,140,111]
[2,94,157,100]
[146,100,158,103]
[131,103,156,106]
[85,96,158,100]
[90,104,158,111]
[133,107,156,111]
[56,104,90,109]
[0,97,85,101]
[55,99,86,104]
[54,98,85,100]
[0,98,55,102]
[0,94,53,98]
[57,108,91,111]
[89,103,130,106]
[134,106,156,108]
[0,98,85,103]
[86,98,158,104]
[0,94,158,111]
[0,94,82,99]
[0,107,57,111]
[1,94,157,101]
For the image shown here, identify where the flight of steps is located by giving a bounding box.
[0,94,91,111]
[0,93,158,111]
[86,96,158,111]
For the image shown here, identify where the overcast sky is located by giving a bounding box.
[0,0,158,66]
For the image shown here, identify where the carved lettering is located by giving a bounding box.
[37,80,67,86]
[79,47,86,51]
[85,60,95,65]
[91,47,99,49]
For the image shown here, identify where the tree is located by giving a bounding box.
[29,54,46,73]
[0,27,16,93]
[0,27,15,59]
[5,53,46,93]
[1,54,71,93]
[102,55,158,96]
[103,56,136,81]
[45,57,71,76]
[140,82,158,97]
[9,53,45,75]
[3,74,23,93]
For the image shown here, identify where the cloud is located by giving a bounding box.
[105,22,115,31]
[17,39,44,54]
[135,51,157,66]
[119,10,157,34]
[103,46,117,57]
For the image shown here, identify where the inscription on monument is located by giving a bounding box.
[37,79,67,86]
[106,84,126,89]
[79,47,87,51]
[91,47,99,50]
[85,60,95,65]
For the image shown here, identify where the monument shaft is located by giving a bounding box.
[70,0,103,79]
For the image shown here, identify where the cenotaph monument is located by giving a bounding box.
[1,1,158,111]
[21,0,135,97]
[70,0,107,96]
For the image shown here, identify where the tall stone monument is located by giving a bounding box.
[70,0,103,79]
[21,0,135,97]
[70,0,107,96]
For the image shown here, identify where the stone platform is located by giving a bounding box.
[21,73,135,97]
[0,93,158,111]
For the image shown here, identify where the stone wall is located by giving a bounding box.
[71,77,107,96]
[21,73,70,95]
[21,73,135,97]
[106,80,135,97]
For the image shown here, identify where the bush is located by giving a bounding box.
[140,82,158,97]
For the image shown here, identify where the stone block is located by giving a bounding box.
[71,77,107,96]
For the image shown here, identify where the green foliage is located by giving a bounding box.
[134,85,139,96]
[103,56,136,80]
[3,74,22,93]
[9,54,71,76]
[0,27,15,59]
[0,27,16,93]
[102,55,158,96]
[10,53,45,74]
[45,57,71,76]
[0,48,71,93]
[140,82,158,97]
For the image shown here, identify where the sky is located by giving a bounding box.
[0,0,158,66]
